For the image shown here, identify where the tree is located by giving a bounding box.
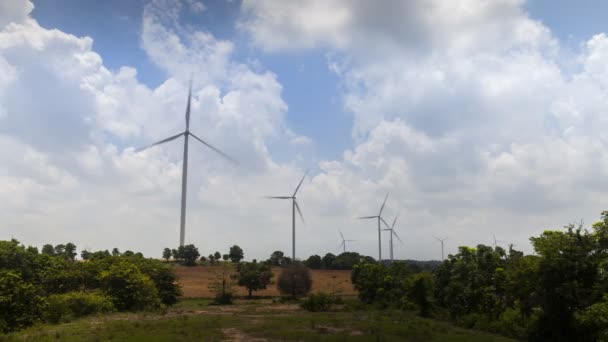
[99,260,160,311]
[214,251,222,261]
[208,263,236,304]
[277,262,312,298]
[208,254,215,265]
[411,273,434,317]
[269,250,284,266]
[229,245,244,263]
[54,244,65,256]
[162,248,172,261]
[42,244,55,256]
[0,271,46,333]
[64,242,77,261]
[181,244,200,266]
[111,248,120,257]
[305,255,322,269]
[237,261,273,298]
[322,253,336,269]
[222,254,229,261]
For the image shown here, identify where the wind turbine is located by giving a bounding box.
[434,236,448,260]
[358,193,390,262]
[382,214,403,263]
[492,233,507,248]
[136,80,237,247]
[265,171,308,260]
[338,230,356,254]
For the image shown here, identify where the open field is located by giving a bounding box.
[4,299,516,342]
[174,266,357,298]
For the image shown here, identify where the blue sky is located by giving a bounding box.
[3,0,608,260]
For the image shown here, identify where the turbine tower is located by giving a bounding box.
[434,236,448,260]
[382,214,403,263]
[339,230,356,253]
[358,193,390,262]
[136,80,236,246]
[265,171,308,260]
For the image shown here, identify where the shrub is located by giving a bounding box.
[301,292,334,312]
[45,291,114,323]
[0,271,46,333]
[277,262,312,298]
[209,263,236,305]
[99,260,160,311]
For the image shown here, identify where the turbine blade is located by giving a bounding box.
[186,78,192,130]
[293,170,309,197]
[394,231,404,245]
[379,192,389,216]
[358,216,377,219]
[294,200,305,224]
[339,231,344,240]
[135,132,184,152]
[189,132,238,165]
[339,241,345,248]
[391,213,399,229]
[380,217,391,229]
[264,196,292,199]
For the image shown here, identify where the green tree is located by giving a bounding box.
[80,250,91,260]
[322,253,336,269]
[228,245,244,263]
[214,251,221,260]
[208,263,236,304]
[162,248,172,261]
[277,262,312,298]
[111,248,120,257]
[237,261,273,298]
[304,254,322,269]
[181,244,200,266]
[41,244,55,256]
[0,271,46,333]
[268,250,284,266]
[99,260,160,311]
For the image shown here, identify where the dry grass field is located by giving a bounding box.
[174,265,357,298]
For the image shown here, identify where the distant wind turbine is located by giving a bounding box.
[382,214,403,263]
[136,80,237,247]
[338,230,356,253]
[492,233,507,248]
[265,171,308,260]
[434,236,448,260]
[358,193,390,262]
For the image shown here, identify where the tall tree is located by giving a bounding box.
[162,248,172,261]
[228,245,244,263]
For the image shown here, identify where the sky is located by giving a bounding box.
[2,0,608,261]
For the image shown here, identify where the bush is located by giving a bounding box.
[209,263,236,305]
[45,291,114,323]
[0,271,46,333]
[301,292,334,312]
[99,260,160,311]
[277,262,312,298]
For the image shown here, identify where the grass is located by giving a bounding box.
[3,299,516,342]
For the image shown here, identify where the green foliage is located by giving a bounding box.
[237,261,273,298]
[277,262,312,298]
[208,263,236,304]
[304,254,322,269]
[0,270,46,333]
[228,245,244,263]
[172,244,200,266]
[99,260,161,311]
[411,272,434,317]
[321,253,336,269]
[300,292,335,312]
[268,250,287,266]
[45,291,114,323]
[162,247,172,261]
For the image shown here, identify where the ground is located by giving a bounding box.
[174,266,356,298]
[5,299,516,341]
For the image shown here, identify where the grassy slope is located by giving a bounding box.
[3,299,516,342]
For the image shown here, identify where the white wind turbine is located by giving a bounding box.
[338,230,356,254]
[358,193,390,262]
[136,80,237,247]
[434,236,448,260]
[382,214,403,263]
[265,171,308,260]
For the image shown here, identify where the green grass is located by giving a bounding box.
[3,299,516,342]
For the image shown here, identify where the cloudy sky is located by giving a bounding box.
[2,0,608,261]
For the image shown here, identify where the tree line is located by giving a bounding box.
[350,210,608,341]
[0,240,180,333]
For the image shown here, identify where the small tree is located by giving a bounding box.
[42,244,55,256]
[277,262,312,298]
[208,255,215,265]
[181,244,200,266]
[64,243,77,261]
[81,250,91,260]
[229,245,244,263]
[214,251,221,260]
[111,248,120,257]
[269,250,284,266]
[237,261,273,298]
[305,255,322,269]
[208,263,236,304]
[162,248,172,261]
[222,254,229,261]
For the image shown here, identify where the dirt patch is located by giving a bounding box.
[174,266,356,298]
[222,328,268,342]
